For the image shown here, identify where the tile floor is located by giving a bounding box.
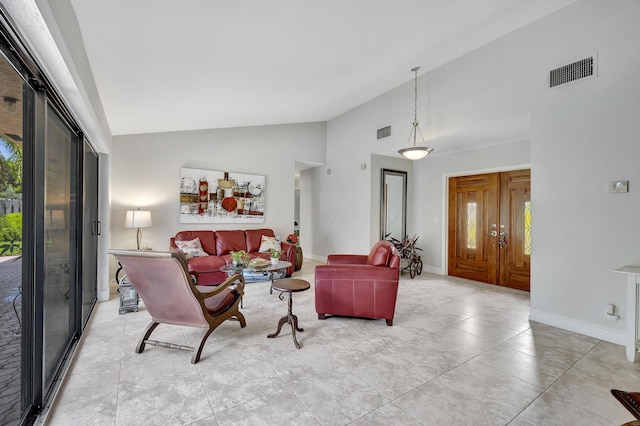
[45,260,640,425]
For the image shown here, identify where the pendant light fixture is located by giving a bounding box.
[398,66,434,160]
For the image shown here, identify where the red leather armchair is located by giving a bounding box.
[314,241,401,326]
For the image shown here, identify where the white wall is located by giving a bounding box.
[317,0,640,345]
[109,122,326,279]
[311,72,418,258]
[529,1,640,343]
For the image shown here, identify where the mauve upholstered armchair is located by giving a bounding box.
[108,249,246,364]
[314,241,401,326]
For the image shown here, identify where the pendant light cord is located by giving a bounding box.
[409,66,424,147]
[398,66,433,160]
[413,67,419,128]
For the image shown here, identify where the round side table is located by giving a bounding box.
[267,278,310,349]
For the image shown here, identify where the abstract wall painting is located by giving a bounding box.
[179,167,265,224]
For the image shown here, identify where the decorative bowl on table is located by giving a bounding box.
[248,258,269,270]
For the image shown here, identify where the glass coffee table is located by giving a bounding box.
[220,260,293,299]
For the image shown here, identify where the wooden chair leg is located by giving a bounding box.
[227,304,246,328]
[318,313,326,320]
[385,319,393,326]
[192,327,217,364]
[136,322,159,354]
[235,311,247,328]
[192,308,242,364]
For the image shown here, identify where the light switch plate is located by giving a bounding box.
[609,180,628,193]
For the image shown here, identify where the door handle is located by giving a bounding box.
[490,231,497,237]
[92,220,102,236]
[498,232,507,248]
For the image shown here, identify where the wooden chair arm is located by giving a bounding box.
[195,273,245,298]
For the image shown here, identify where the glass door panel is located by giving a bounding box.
[43,103,77,391]
[81,140,98,327]
[0,49,25,425]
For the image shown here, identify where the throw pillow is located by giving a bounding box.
[175,238,208,260]
[258,235,281,252]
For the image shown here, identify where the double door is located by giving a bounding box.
[448,170,531,291]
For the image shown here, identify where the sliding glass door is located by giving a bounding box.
[1,9,99,423]
[42,103,78,393]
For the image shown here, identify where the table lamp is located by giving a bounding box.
[125,209,152,249]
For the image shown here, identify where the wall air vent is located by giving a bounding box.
[377,126,391,140]
[549,55,596,88]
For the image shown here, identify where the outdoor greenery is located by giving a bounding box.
[0,213,22,255]
[0,136,23,255]
[0,136,22,194]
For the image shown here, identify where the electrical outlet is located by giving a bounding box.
[604,304,619,320]
[605,304,615,315]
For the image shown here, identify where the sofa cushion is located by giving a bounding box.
[258,235,281,252]
[188,255,226,273]
[175,238,208,259]
[175,231,216,255]
[215,230,246,255]
[245,228,275,253]
[367,241,392,266]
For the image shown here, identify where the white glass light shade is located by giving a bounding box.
[398,146,433,160]
[125,210,152,228]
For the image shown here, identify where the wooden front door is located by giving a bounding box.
[448,170,531,291]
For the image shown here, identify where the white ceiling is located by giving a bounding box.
[68,0,575,137]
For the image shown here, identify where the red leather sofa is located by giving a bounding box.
[169,229,295,285]
[314,240,401,326]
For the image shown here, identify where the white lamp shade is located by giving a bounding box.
[398,146,433,160]
[125,210,152,228]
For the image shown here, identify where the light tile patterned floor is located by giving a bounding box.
[46,260,640,425]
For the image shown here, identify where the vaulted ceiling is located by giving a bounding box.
[64,0,575,138]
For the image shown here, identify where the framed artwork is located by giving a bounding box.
[179,167,265,224]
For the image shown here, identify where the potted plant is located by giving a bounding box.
[230,250,250,269]
[269,248,280,265]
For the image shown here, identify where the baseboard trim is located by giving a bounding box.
[422,265,443,275]
[529,308,625,346]
[98,289,110,302]
[307,253,327,263]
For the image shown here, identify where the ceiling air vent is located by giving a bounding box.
[549,55,596,88]
[377,126,391,140]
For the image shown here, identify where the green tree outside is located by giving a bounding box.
[0,135,22,193]
[0,135,23,255]
[0,213,21,255]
